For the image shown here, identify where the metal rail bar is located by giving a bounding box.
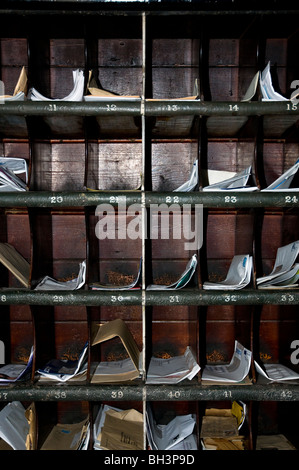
[1,3,299,17]
[0,191,298,208]
[0,382,298,402]
[0,289,298,306]
[0,100,297,116]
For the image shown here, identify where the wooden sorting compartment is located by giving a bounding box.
[0,3,298,451]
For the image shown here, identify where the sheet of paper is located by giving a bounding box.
[0,67,27,102]
[202,166,257,191]
[0,346,34,383]
[241,71,260,102]
[203,255,252,290]
[91,357,140,383]
[93,404,122,450]
[262,159,299,191]
[34,260,86,290]
[37,342,88,382]
[29,69,84,102]
[173,160,198,192]
[0,157,28,191]
[0,402,29,450]
[0,242,30,287]
[147,254,197,290]
[257,240,299,287]
[91,319,141,383]
[41,418,90,450]
[255,362,299,382]
[146,406,196,450]
[84,69,141,101]
[100,408,143,451]
[169,434,198,450]
[260,61,288,101]
[201,341,252,383]
[146,346,200,384]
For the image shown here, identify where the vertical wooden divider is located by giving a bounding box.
[250,25,267,450]
[142,12,151,450]
[83,17,100,387]
[84,24,94,450]
[0,210,10,382]
[195,17,211,449]
[196,18,209,448]
[27,31,54,387]
[26,34,40,388]
[197,19,210,378]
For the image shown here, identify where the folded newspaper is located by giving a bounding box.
[262,159,299,191]
[257,240,299,289]
[93,405,143,451]
[34,260,86,290]
[37,342,88,382]
[0,157,28,192]
[173,160,198,192]
[200,402,246,441]
[201,341,252,383]
[28,69,84,102]
[146,405,197,451]
[255,361,299,383]
[41,418,90,450]
[0,402,31,450]
[260,61,289,102]
[203,254,252,290]
[0,242,31,287]
[147,254,197,290]
[91,357,141,383]
[146,346,200,384]
[0,66,27,102]
[90,319,141,383]
[84,70,141,102]
[0,346,34,384]
[168,434,198,451]
[242,61,296,102]
[202,166,257,191]
[93,404,121,450]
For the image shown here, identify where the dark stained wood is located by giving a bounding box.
[0,8,299,445]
